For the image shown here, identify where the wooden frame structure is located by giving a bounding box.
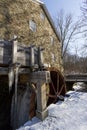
[0,39,44,68]
[0,39,51,129]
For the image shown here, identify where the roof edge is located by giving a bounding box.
[32,0,44,4]
[41,3,61,42]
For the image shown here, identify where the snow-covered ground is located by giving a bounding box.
[17,90,87,130]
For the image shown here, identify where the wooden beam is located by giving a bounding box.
[12,40,17,64]
[30,47,35,67]
[38,47,44,67]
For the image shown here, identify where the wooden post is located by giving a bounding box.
[0,43,4,63]
[36,71,50,120]
[30,71,50,120]
[38,47,44,68]
[36,81,48,120]
[30,47,35,67]
[12,39,17,64]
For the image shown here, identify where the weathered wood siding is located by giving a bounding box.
[0,41,12,65]
[0,40,41,67]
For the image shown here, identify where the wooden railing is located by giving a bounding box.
[0,39,44,68]
[0,40,12,65]
[65,74,87,82]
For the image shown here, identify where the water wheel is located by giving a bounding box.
[46,67,66,106]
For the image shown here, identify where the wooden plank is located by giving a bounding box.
[17,52,25,57]
[34,48,38,65]
[12,40,17,64]
[17,58,25,65]
[38,47,44,67]
[0,67,8,75]
[17,46,30,53]
[0,55,11,64]
[3,49,12,55]
[17,57,26,66]
[17,52,30,60]
[0,56,3,62]
[30,47,35,67]
[0,47,3,55]
[3,56,11,63]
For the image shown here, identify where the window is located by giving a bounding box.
[29,20,36,32]
[50,36,54,45]
[40,12,45,20]
[51,53,55,62]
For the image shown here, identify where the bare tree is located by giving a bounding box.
[55,10,81,59]
[81,0,87,53]
[81,0,87,39]
[82,0,87,20]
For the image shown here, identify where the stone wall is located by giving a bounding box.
[0,0,63,72]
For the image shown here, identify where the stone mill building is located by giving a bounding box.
[0,0,65,130]
[0,0,63,71]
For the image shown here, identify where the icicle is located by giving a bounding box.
[8,66,14,92]
[14,63,21,129]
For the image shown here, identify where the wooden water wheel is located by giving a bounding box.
[46,67,66,106]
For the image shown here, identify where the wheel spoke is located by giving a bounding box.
[57,84,64,96]
[46,94,57,99]
[57,73,59,94]
[51,79,57,95]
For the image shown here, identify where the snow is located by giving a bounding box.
[17,91,87,130]
[73,82,86,91]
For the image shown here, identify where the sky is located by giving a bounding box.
[41,0,85,56]
[42,0,83,19]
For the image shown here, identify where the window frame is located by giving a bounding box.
[40,12,45,20]
[29,20,36,32]
[50,36,54,45]
[51,53,55,62]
